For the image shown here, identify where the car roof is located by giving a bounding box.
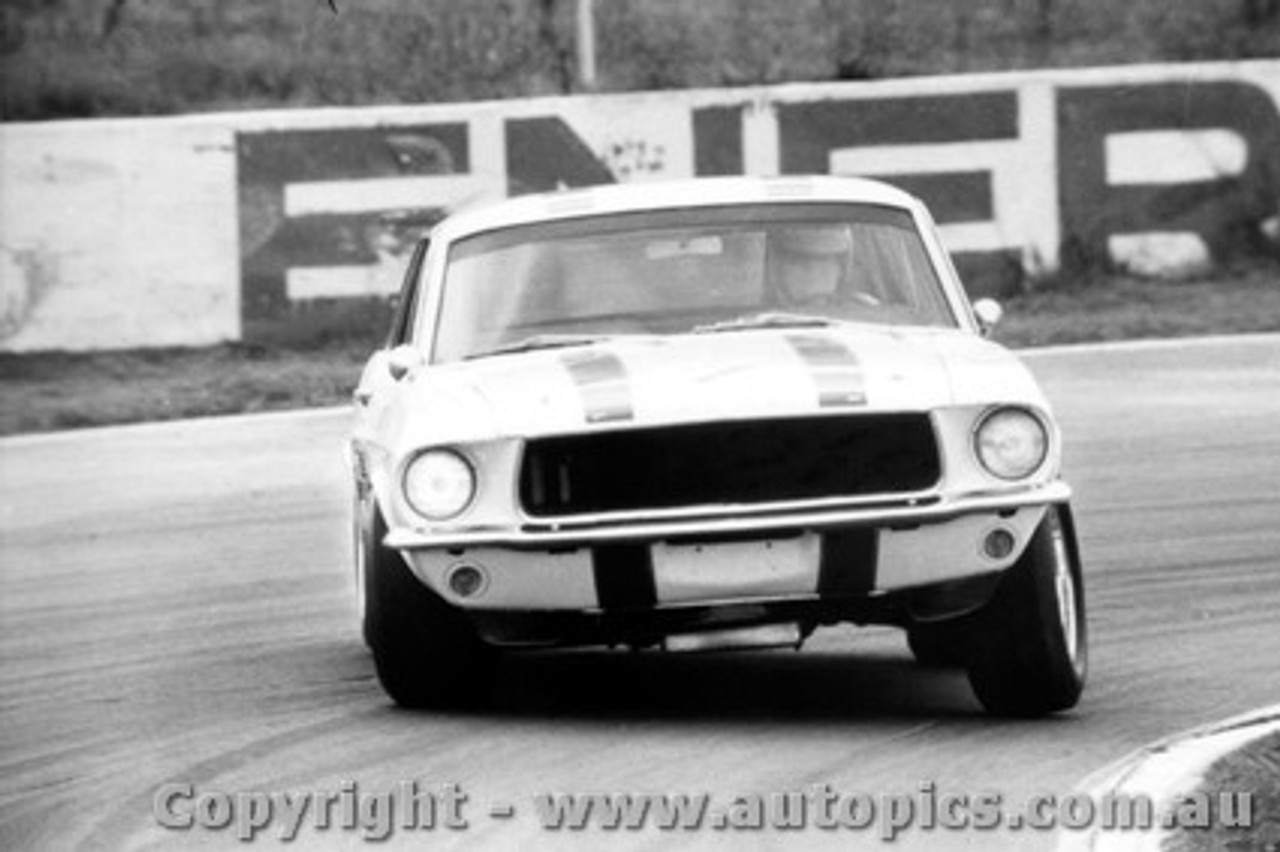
[431,175,924,243]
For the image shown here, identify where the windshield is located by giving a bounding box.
[430,202,957,363]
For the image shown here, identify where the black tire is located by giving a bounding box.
[964,504,1087,717]
[906,621,970,668]
[359,506,498,709]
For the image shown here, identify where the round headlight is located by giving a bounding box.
[974,408,1049,480]
[403,449,476,520]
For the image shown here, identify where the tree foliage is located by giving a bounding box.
[2,0,1277,121]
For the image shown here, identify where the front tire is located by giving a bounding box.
[965,505,1087,717]
[360,506,497,709]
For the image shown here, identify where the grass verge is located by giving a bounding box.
[0,341,369,436]
[5,0,1277,122]
[2,267,1279,437]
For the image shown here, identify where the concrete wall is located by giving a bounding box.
[1,120,240,351]
[2,60,1277,351]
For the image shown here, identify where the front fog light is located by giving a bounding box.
[447,563,488,599]
[983,528,1017,560]
[974,407,1048,480]
[403,449,476,520]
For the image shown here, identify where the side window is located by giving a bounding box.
[386,239,429,348]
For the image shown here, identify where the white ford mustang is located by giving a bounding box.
[351,175,1087,716]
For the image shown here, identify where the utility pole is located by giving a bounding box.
[577,0,597,89]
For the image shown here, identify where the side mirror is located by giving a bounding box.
[387,344,424,381]
[972,298,1003,337]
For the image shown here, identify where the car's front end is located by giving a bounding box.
[351,176,1087,715]
[371,330,1065,647]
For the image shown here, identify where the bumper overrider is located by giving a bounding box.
[382,481,1071,647]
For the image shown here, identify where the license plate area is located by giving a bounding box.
[652,535,820,604]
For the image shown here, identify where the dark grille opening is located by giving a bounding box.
[520,414,940,517]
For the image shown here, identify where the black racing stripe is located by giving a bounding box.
[786,334,867,408]
[818,528,879,597]
[562,351,634,423]
[592,545,657,610]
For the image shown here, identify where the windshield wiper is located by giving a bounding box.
[691,312,842,334]
[465,334,619,360]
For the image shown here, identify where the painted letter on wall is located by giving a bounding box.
[1057,80,1280,273]
[237,123,471,342]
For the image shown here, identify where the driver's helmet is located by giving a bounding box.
[772,226,852,259]
[770,226,851,304]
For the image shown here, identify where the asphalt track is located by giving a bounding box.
[2,335,1278,851]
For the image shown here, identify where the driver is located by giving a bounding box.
[769,226,852,308]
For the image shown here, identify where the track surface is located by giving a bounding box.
[2,336,1279,850]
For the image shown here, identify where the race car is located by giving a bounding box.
[350,175,1087,717]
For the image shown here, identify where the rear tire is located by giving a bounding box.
[964,504,1087,717]
[360,506,497,709]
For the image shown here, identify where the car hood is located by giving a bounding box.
[396,325,1044,443]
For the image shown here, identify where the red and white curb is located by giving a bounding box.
[1055,703,1280,852]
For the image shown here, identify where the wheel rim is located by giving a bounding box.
[1051,525,1081,668]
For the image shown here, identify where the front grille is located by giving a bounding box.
[519,414,940,518]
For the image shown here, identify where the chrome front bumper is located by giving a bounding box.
[385,481,1071,550]
[386,483,1071,612]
